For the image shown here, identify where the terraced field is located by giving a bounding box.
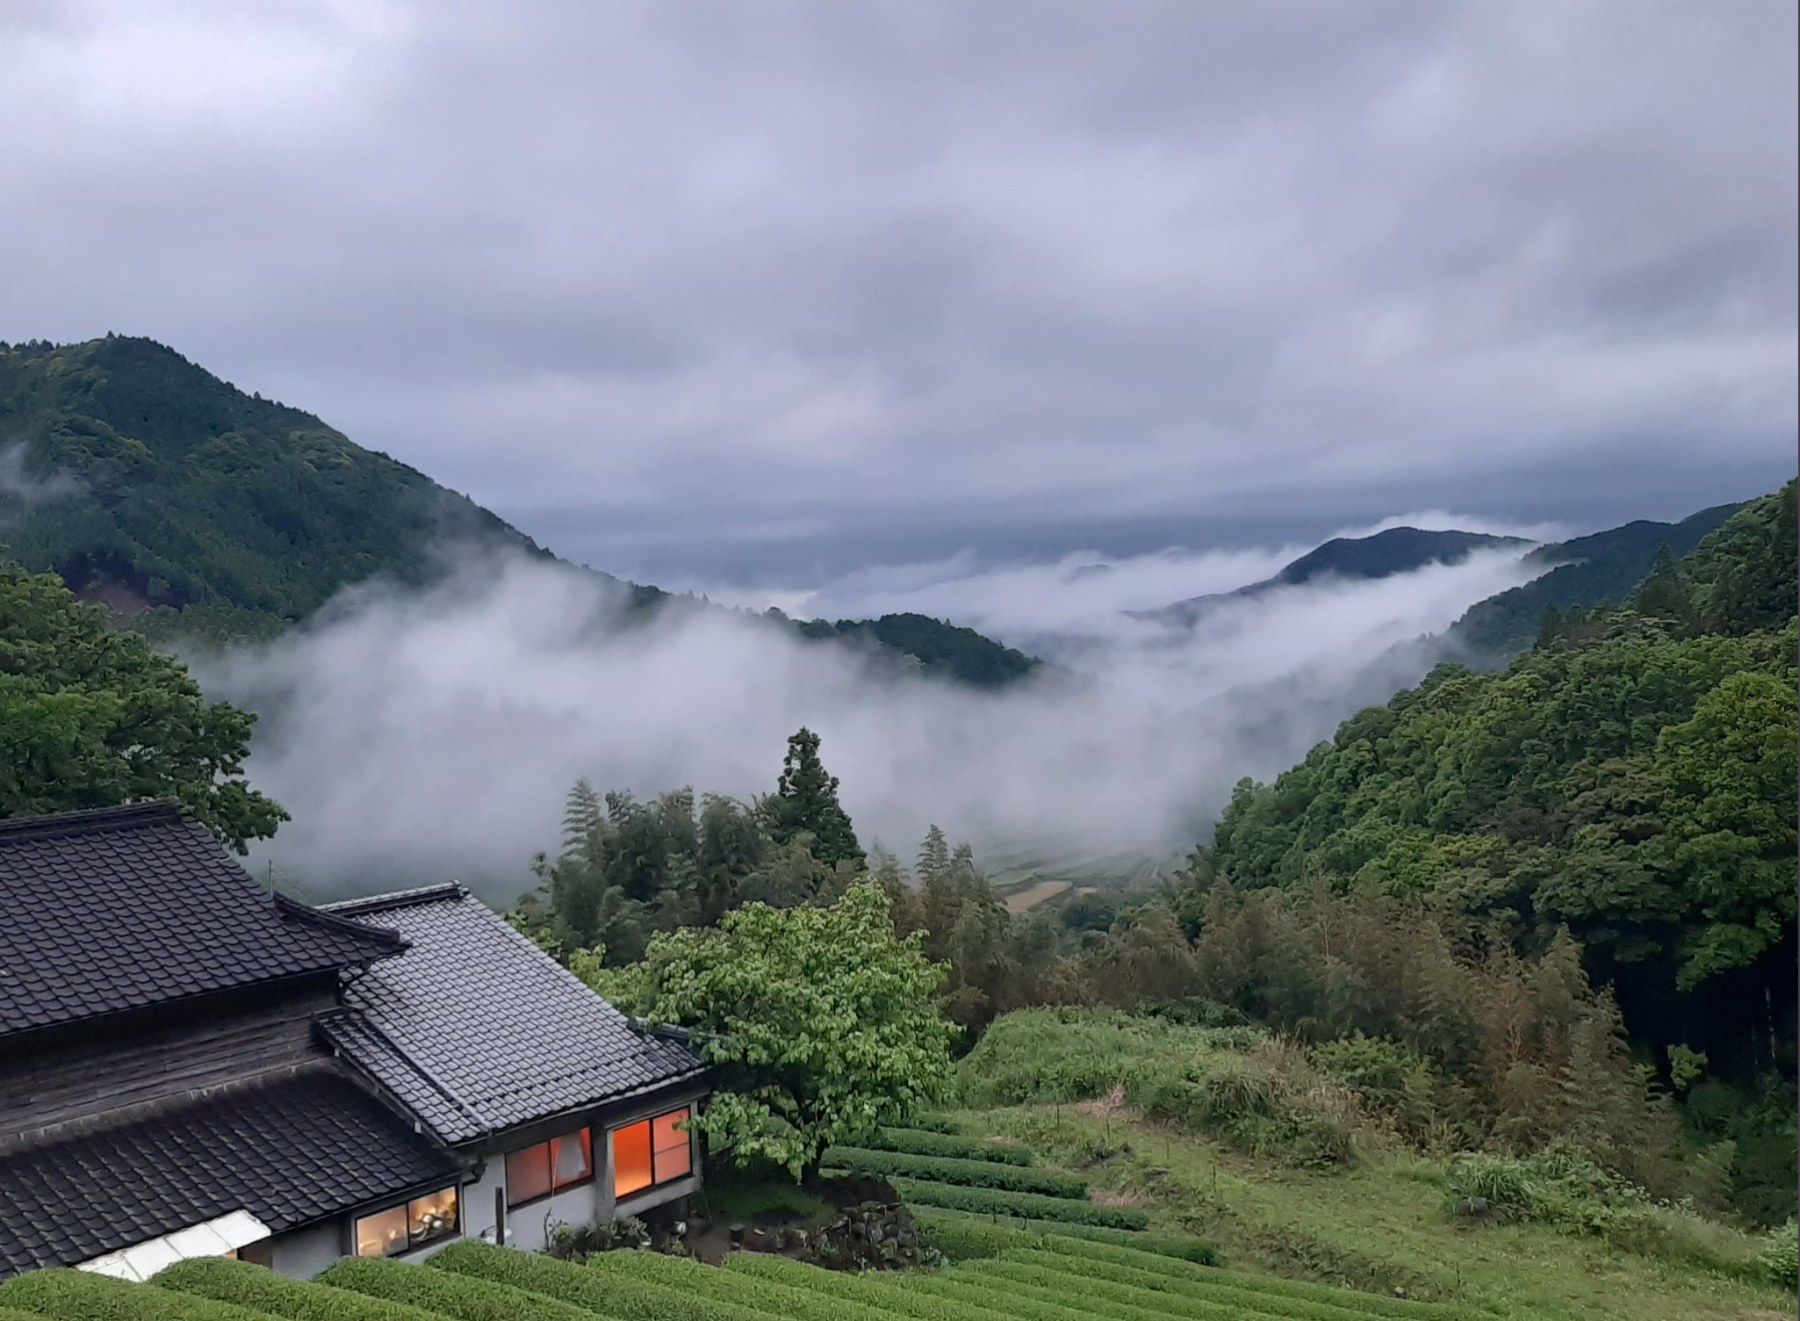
[0,1232,1480,1321]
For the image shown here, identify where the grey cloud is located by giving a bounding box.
[0,0,1792,582]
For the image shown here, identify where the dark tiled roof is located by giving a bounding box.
[0,1067,458,1278]
[319,886,706,1143]
[0,804,404,1036]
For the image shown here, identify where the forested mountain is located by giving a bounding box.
[1193,484,1797,1214]
[1144,526,1526,626]
[1449,500,1744,660]
[0,336,1036,684]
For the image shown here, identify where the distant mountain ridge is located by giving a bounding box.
[1448,501,1745,660]
[0,335,1037,688]
[1140,526,1529,627]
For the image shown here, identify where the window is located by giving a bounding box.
[354,1185,460,1257]
[611,1106,692,1201]
[506,1129,593,1208]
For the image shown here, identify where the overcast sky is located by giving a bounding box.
[2,0,1794,586]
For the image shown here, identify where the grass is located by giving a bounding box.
[946,1100,1793,1321]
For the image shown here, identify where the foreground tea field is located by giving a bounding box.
[0,1229,1483,1321]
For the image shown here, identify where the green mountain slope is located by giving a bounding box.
[1200,484,1796,1069]
[1449,500,1743,659]
[0,335,1037,685]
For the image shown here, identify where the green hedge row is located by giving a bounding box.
[723,1257,995,1321]
[911,1206,1218,1265]
[319,1257,597,1321]
[897,1272,1173,1321]
[824,1147,1088,1198]
[0,1269,276,1321]
[427,1240,776,1321]
[865,1129,1033,1166]
[0,1308,54,1320]
[903,1115,961,1135]
[155,1258,445,1321]
[1055,1250,1483,1321]
[967,1259,1251,1321]
[891,1178,1148,1230]
[588,1252,902,1321]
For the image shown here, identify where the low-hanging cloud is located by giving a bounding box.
[204,535,1546,901]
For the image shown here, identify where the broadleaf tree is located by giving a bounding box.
[626,881,956,1178]
[0,562,285,849]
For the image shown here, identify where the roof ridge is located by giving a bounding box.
[0,801,184,843]
[272,893,407,953]
[321,882,468,916]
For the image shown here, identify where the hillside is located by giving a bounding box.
[1449,500,1744,660]
[1198,484,1797,1218]
[0,336,1036,686]
[1144,527,1527,627]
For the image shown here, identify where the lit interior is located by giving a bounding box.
[613,1119,653,1198]
[354,1205,408,1258]
[652,1107,691,1181]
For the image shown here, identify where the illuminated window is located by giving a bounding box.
[506,1130,593,1208]
[612,1106,692,1201]
[354,1186,460,1257]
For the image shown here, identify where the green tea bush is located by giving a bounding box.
[822,1147,1088,1197]
[318,1257,598,1321]
[1758,1219,1798,1290]
[153,1258,442,1321]
[588,1252,895,1321]
[427,1239,776,1321]
[891,1177,1148,1229]
[911,1206,1217,1264]
[901,1272,1170,1321]
[725,1255,995,1321]
[865,1128,1033,1165]
[906,1115,961,1134]
[0,1269,273,1321]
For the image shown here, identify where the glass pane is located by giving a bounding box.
[354,1206,409,1258]
[613,1121,652,1199]
[506,1142,553,1207]
[408,1186,459,1244]
[553,1129,593,1189]
[652,1108,691,1182]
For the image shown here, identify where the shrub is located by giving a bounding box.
[426,1239,773,1321]
[589,1252,893,1321]
[0,1269,271,1320]
[911,1206,1217,1265]
[890,1177,1148,1229]
[726,1256,998,1321]
[821,1147,1088,1197]
[154,1258,442,1321]
[547,1215,650,1261]
[1759,1219,1798,1290]
[865,1127,1033,1166]
[906,1114,961,1134]
[910,1269,1181,1321]
[318,1257,598,1321]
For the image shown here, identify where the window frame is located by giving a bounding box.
[352,1183,462,1258]
[611,1105,694,1203]
[505,1128,596,1209]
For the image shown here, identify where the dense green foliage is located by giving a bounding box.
[617,882,959,1178]
[863,1126,1033,1165]
[890,1176,1151,1228]
[907,1207,1219,1264]
[589,1251,891,1321]
[1449,500,1742,658]
[763,727,865,867]
[0,1268,273,1320]
[1200,486,1796,1083]
[795,613,1040,688]
[822,1145,1091,1197]
[0,336,547,624]
[0,563,284,848]
[154,1257,443,1321]
[318,1257,599,1321]
[427,1239,771,1321]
